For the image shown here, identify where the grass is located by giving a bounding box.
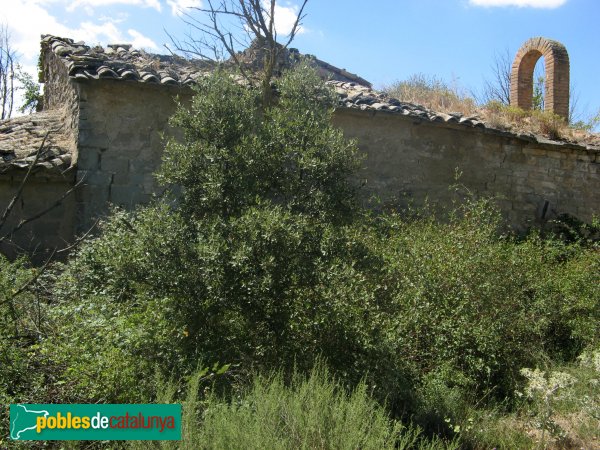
[129,364,459,450]
[383,74,477,116]
[383,74,600,144]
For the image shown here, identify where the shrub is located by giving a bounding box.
[0,255,53,405]
[365,199,599,415]
[129,364,457,450]
[38,65,408,404]
[158,64,360,224]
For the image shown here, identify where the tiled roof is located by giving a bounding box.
[330,80,486,127]
[37,35,524,135]
[41,35,213,87]
[41,35,371,88]
[0,110,74,175]
[36,35,600,152]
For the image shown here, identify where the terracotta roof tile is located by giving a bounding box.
[36,35,600,153]
[0,110,74,175]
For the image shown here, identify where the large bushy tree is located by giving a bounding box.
[158,66,360,223]
[44,64,400,404]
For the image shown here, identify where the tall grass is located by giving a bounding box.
[384,74,476,116]
[130,365,458,450]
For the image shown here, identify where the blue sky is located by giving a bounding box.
[2,0,600,123]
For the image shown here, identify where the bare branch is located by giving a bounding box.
[480,48,512,106]
[283,0,308,49]
[56,218,100,255]
[0,131,50,232]
[0,23,17,120]
[0,176,84,243]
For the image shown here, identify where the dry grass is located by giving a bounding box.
[383,75,600,145]
[482,101,600,145]
[384,74,477,116]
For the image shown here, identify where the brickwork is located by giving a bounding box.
[510,37,570,119]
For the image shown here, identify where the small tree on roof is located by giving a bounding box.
[168,0,308,105]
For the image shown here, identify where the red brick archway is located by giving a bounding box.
[510,37,569,119]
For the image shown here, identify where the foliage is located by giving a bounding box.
[159,65,360,224]
[377,199,597,398]
[36,65,393,405]
[519,367,576,445]
[0,256,36,404]
[130,364,457,450]
[384,73,476,116]
[15,67,41,114]
[532,75,545,111]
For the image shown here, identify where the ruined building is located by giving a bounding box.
[0,35,598,256]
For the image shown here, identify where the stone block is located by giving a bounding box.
[523,147,548,157]
[77,146,101,170]
[109,185,136,206]
[79,129,109,148]
[101,156,129,174]
[79,170,113,187]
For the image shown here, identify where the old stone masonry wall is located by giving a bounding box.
[72,79,599,235]
[334,109,599,230]
[74,80,187,232]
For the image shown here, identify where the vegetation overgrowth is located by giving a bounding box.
[1,65,599,449]
[384,74,600,143]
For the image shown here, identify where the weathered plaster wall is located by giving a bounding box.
[74,79,191,232]
[0,174,76,259]
[334,109,600,229]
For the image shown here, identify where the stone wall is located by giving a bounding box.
[74,79,191,232]
[0,173,76,259]
[70,80,599,235]
[41,52,80,132]
[334,108,599,229]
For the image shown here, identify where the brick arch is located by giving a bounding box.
[510,37,569,119]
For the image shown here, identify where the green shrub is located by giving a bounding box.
[38,64,409,405]
[130,364,457,450]
[365,199,599,417]
[158,64,360,224]
[43,201,412,405]
[0,255,51,405]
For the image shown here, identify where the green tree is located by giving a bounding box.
[532,74,545,111]
[158,65,360,223]
[16,68,41,114]
[44,64,398,403]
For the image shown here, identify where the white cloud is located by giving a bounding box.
[273,2,305,36]
[167,0,202,17]
[127,29,159,50]
[469,0,567,7]
[66,0,161,13]
[0,0,158,61]
[258,1,306,37]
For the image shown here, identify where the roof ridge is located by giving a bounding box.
[38,35,599,150]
